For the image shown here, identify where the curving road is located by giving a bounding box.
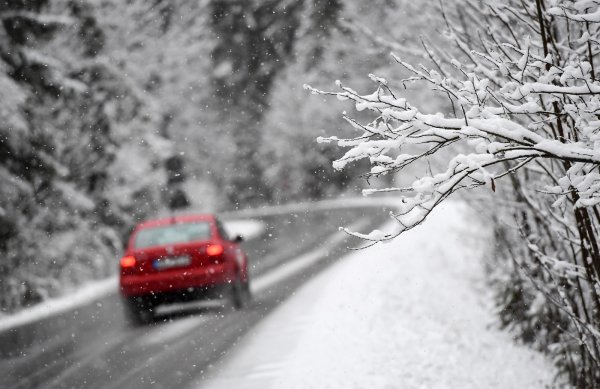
[0,204,390,389]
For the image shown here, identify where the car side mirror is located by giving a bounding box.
[233,234,244,243]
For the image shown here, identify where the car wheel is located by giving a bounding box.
[243,278,252,303]
[123,297,154,326]
[230,276,250,310]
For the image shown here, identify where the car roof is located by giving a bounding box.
[135,214,216,230]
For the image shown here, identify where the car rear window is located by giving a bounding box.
[134,222,212,248]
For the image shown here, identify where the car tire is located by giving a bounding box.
[123,297,154,326]
[230,276,251,310]
[243,278,252,303]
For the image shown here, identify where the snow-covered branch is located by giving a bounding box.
[307,0,600,239]
[308,0,600,383]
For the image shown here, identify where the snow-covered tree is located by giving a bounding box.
[0,0,171,311]
[97,0,353,208]
[308,0,600,385]
[260,0,445,203]
[1,0,404,312]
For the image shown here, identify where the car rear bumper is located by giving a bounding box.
[119,264,232,297]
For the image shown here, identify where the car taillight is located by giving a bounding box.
[120,255,136,268]
[206,244,224,256]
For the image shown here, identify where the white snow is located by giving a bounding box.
[0,276,117,333]
[250,217,372,294]
[197,201,558,389]
[223,219,266,241]
[0,198,559,389]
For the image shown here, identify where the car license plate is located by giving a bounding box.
[153,256,190,270]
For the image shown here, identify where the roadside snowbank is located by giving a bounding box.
[0,277,117,333]
[223,219,266,241]
[198,201,557,389]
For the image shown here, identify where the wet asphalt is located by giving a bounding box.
[0,206,389,389]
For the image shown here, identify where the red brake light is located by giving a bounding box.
[120,255,136,268]
[206,244,224,256]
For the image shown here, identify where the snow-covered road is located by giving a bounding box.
[197,201,557,389]
[1,203,393,388]
[1,199,557,388]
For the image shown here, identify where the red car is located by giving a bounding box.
[119,214,251,324]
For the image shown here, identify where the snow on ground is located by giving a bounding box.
[197,201,558,389]
[223,219,266,241]
[0,277,117,333]
[249,216,372,294]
